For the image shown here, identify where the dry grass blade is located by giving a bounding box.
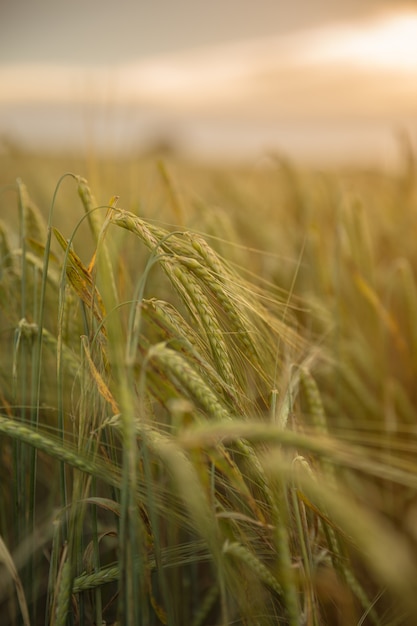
[54,226,106,330]
[0,534,30,626]
[81,335,119,415]
[0,219,15,272]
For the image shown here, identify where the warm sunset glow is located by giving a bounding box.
[1,9,417,106]
[1,8,416,164]
[305,11,417,70]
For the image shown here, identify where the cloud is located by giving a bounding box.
[2,10,417,114]
[1,8,416,164]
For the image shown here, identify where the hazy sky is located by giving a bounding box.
[1,1,416,166]
[1,0,406,65]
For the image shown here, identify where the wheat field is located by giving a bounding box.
[0,146,417,625]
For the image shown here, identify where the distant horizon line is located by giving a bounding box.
[1,102,414,172]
